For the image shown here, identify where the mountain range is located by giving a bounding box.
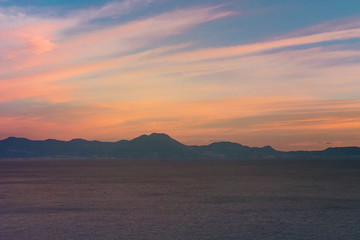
[1,133,360,159]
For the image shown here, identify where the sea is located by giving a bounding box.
[1,158,360,240]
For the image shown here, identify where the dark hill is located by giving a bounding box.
[0,133,359,159]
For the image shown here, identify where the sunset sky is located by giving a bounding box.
[1,0,360,150]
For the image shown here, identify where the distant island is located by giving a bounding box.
[1,133,360,159]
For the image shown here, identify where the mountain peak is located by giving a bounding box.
[131,133,183,145]
[3,136,30,142]
[262,145,276,151]
[1,134,360,159]
[149,132,172,139]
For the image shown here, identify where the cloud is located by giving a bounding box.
[281,16,360,38]
[0,2,359,149]
[0,4,236,104]
[70,0,156,23]
[0,8,71,58]
[198,109,360,131]
[0,4,234,76]
[0,98,107,122]
[162,27,360,62]
[23,35,55,54]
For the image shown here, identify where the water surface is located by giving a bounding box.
[1,159,360,239]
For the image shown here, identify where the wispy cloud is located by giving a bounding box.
[70,0,156,23]
[0,98,106,121]
[0,2,360,150]
[163,27,360,61]
[0,4,235,77]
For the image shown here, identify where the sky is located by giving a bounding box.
[1,0,360,150]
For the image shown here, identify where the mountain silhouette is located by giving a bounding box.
[0,133,359,159]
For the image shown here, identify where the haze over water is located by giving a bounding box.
[1,159,360,240]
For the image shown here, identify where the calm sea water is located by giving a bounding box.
[1,159,360,240]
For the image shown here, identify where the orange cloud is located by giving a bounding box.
[0,96,359,150]
[24,35,55,54]
[1,4,360,150]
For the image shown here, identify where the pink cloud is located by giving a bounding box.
[0,3,360,150]
[0,5,236,101]
[0,17,70,59]
[0,5,233,70]
[22,35,55,54]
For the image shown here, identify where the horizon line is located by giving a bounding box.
[2,133,359,152]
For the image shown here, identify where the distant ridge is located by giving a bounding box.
[1,133,360,159]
